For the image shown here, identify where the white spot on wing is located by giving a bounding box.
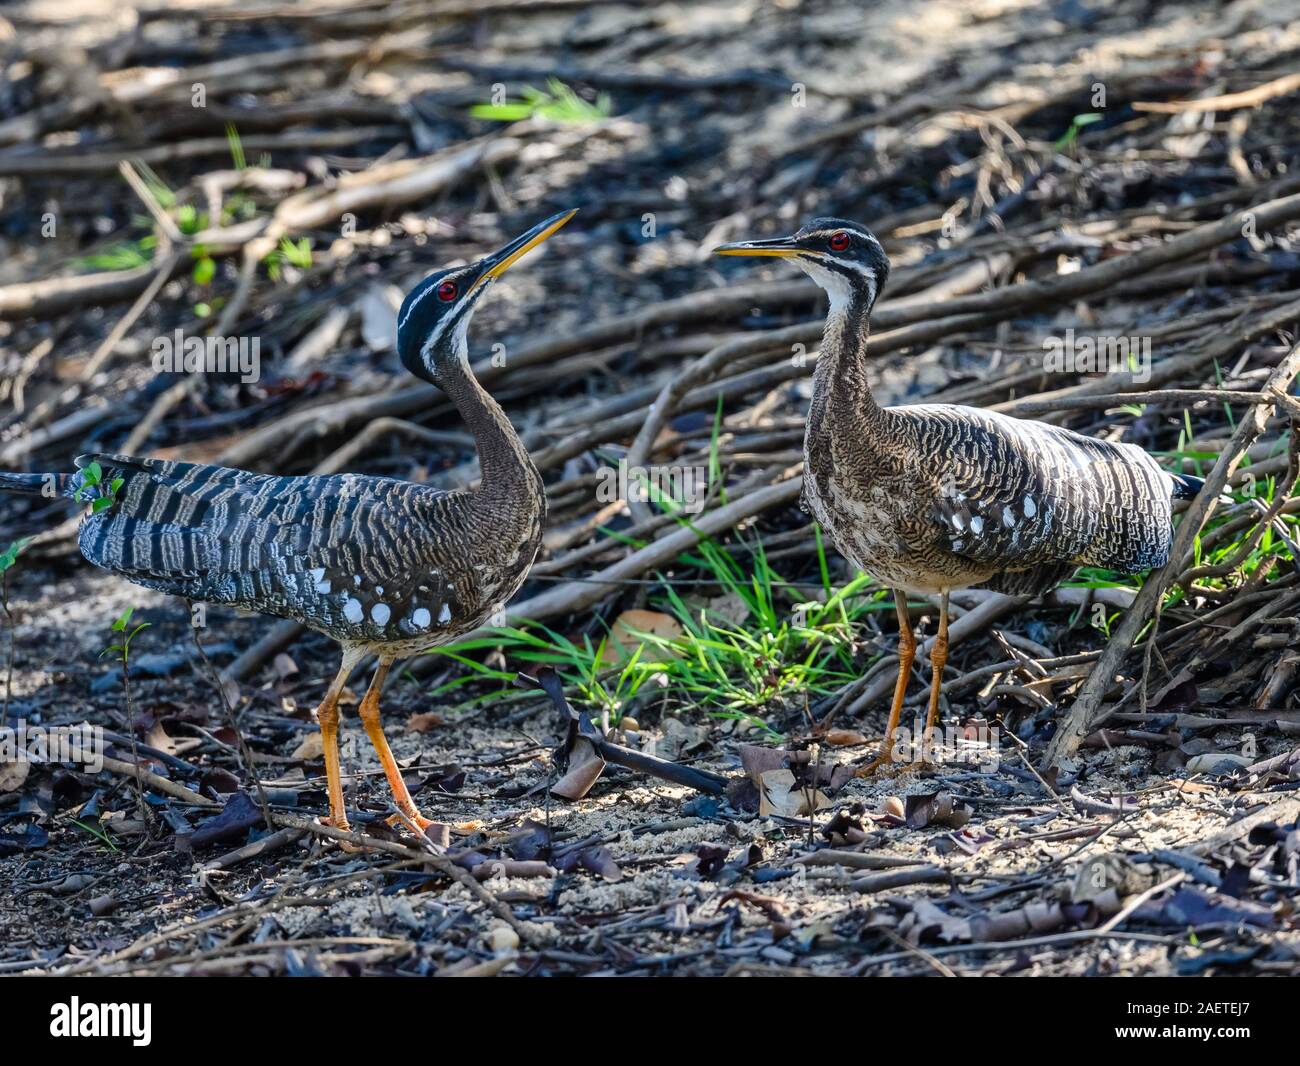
[1023,496,1037,517]
[411,608,431,629]
[371,603,391,625]
[1002,506,1015,527]
[343,598,363,623]
[437,603,452,624]
[969,516,984,534]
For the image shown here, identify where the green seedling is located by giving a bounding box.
[100,606,151,826]
[1,537,31,719]
[1054,112,1104,151]
[76,461,124,515]
[471,79,611,124]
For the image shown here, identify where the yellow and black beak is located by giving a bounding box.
[476,208,577,288]
[714,234,804,258]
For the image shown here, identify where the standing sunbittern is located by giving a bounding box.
[0,209,575,838]
[716,218,1202,774]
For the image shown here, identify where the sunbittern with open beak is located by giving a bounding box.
[716,218,1202,774]
[0,209,576,838]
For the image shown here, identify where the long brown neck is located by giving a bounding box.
[438,357,544,515]
[807,285,890,447]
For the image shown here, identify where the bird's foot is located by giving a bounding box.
[386,809,452,848]
[854,751,936,779]
[385,809,433,832]
[854,754,904,779]
[319,814,364,854]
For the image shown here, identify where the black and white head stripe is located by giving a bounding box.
[395,265,490,381]
[792,218,890,309]
[396,267,474,339]
[395,208,577,386]
[714,217,891,310]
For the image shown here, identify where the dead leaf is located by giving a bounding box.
[101,810,146,837]
[943,828,995,856]
[272,653,299,680]
[823,729,868,746]
[177,791,262,852]
[879,795,905,820]
[1185,752,1253,775]
[88,894,118,917]
[691,843,730,879]
[422,821,451,849]
[739,743,788,777]
[507,818,552,861]
[657,717,710,761]
[719,888,788,930]
[576,845,623,881]
[725,775,760,813]
[406,711,445,734]
[1070,853,1151,903]
[686,590,749,627]
[600,608,683,664]
[757,768,829,818]
[426,766,465,793]
[1156,886,1276,929]
[551,736,606,800]
[200,767,240,795]
[0,759,30,792]
[904,790,972,829]
[522,667,611,800]
[554,844,623,881]
[291,732,324,761]
[144,722,179,756]
[821,808,873,846]
[902,899,972,944]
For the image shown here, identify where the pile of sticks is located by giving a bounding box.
[2,0,1299,769]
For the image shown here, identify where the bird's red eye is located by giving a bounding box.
[829,231,850,252]
[437,281,457,301]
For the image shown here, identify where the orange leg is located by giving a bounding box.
[924,591,949,734]
[356,657,436,834]
[906,590,949,771]
[315,651,363,847]
[856,591,916,777]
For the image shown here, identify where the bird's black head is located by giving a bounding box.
[715,217,890,310]
[396,209,576,387]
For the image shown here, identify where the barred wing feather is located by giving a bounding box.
[903,406,1177,576]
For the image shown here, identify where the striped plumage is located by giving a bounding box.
[718,217,1201,773]
[1,210,575,840]
[63,453,539,656]
[804,401,1200,598]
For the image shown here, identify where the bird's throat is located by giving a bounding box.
[438,356,544,514]
[809,287,887,442]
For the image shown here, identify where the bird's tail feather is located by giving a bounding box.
[0,471,73,497]
[1167,471,1298,572]
[1168,472,1204,500]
